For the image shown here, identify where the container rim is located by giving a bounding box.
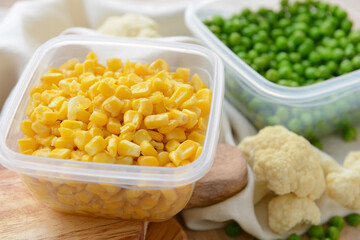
[0,35,224,188]
[186,0,360,103]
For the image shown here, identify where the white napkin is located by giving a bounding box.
[182,101,360,240]
[0,0,194,110]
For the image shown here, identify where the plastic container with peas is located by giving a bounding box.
[186,0,360,141]
[0,36,224,221]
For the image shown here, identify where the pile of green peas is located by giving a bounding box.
[224,213,360,239]
[204,0,360,87]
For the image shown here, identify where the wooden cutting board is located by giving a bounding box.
[0,166,187,240]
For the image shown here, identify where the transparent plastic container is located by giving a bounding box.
[0,36,224,221]
[186,0,360,140]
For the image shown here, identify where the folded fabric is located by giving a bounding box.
[182,101,360,240]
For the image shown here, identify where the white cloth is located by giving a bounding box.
[0,0,194,110]
[182,101,360,240]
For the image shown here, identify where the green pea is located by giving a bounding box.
[289,52,302,63]
[288,118,302,133]
[309,52,322,64]
[209,25,222,35]
[334,29,346,39]
[326,61,338,74]
[342,125,357,142]
[317,65,331,80]
[252,30,268,43]
[279,66,292,79]
[278,79,299,87]
[300,112,313,125]
[339,37,350,48]
[345,44,356,58]
[305,67,317,79]
[309,27,321,40]
[332,48,344,62]
[237,52,247,59]
[320,20,336,36]
[276,52,288,62]
[276,106,290,120]
[254,42,268,53]
[232,18,245,32]
[212,14,224,27]
[225,221,242,237]
[352,55,360,69]
[278,60,292,68]
[298,41,313,57]
[310,139,323,150]
[335,6,347,19]
[346,213,360,226]
[232,45,246,54]
[248,49,258,60]
[241,37,252,49]
[229,32,242,46]
[341,19,353,33]
[307,225,325,238]
[339,59,354,74]
[276,36,288,51]
[326,226,340,240]
[265,69,280,82]
[329,216,345,231]
[271,28,284,39]
[293,63,304,75]
[268,115,281,125]
[356,43,360,53]
[287,233,301,240]
[248,98,263,111]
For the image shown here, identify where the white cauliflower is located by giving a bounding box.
[326,151,360,209]
[268,194,321,234]
[97,14,161,38]
[239,126,326,200]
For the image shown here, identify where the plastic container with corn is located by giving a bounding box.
[0,36,224,221]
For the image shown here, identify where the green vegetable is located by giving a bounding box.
[225,221,242,237]
[329,216,345,231]
[342,125,357,142]
[346,213,360,226]
[326,226,340,240]
[287,233,301,240]
[307,225,325,238]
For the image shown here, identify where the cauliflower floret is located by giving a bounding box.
[326,151,360,210]
[239,126,326,200]
[268,194,321,234]
[97,14,161,38]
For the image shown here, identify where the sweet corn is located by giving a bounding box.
[84,136,106,156]
[144,114,169,129]
[19,54,212,220]
[118,140,140,157]
[165,128,186,142]
[133,129,152,145]
[148,130,163,142]
[140,141,157,156]
[18,137,38,153]
[165,140,180,152]
[137,156,159,166]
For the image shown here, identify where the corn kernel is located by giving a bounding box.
[148,130,163,142]
[107,58,123,72]
[71,150,85,161]
[68,95,91,120]
[169,109,188,126]
[196,88,212,116]
[138,99,153,116]
[180,95,197,109]
[48,96,66,110]
[54,137,75,149]
[18,137,38,153]
[124,110,143,129]
[135,62,153,76]
[84,136,106,156]
[149,91,164,104]
[153,102,167,114]
[193,146,203,161]
[133,129,152,145]
[119,131,134,141]
[116,156,133,165]
[31,121,50,137]
[161,188,178,201]
[150,59,170,73]
[191,73,207,91]
[170,85,193,106]
[49,148,71,159]
[36,135,55,147]
[165,128,186,142]
[164,162,176,168]
[180,160,191,166]
[115,85,132,99]
[107,137,118,157]
[57,193,75,205]
[150,140,164,151]
[152,78,170,92]
[120,123,136,134]
[89,110,108,127]
[158,151,170,166]
[93,152,115,163]
[106,117,121,135]
[182,109,198,129]
[197,117,208,131]
[131,82,153,98]
[58,101,68,121]
[75,191,94,204]
[32,148,51,157]
[21,119,36,137]
[81,75,98,91]
[188,131,205,145]
[102,96,123,117]
[41,72,63,85]
[88,127,104,137]
[59,127,75,138]
[118,140,140,157]
[74,130,92,150]
[60,120,83,129]
[144,114,169,129]
[175,140,199,160]
[165,140,180,152]
[140,141,157,156]
[59,58,79,71]
[158,120,178,134]
[137,156,159,166]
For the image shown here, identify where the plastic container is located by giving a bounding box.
[0,36,224,221]
[186,0,360,140]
